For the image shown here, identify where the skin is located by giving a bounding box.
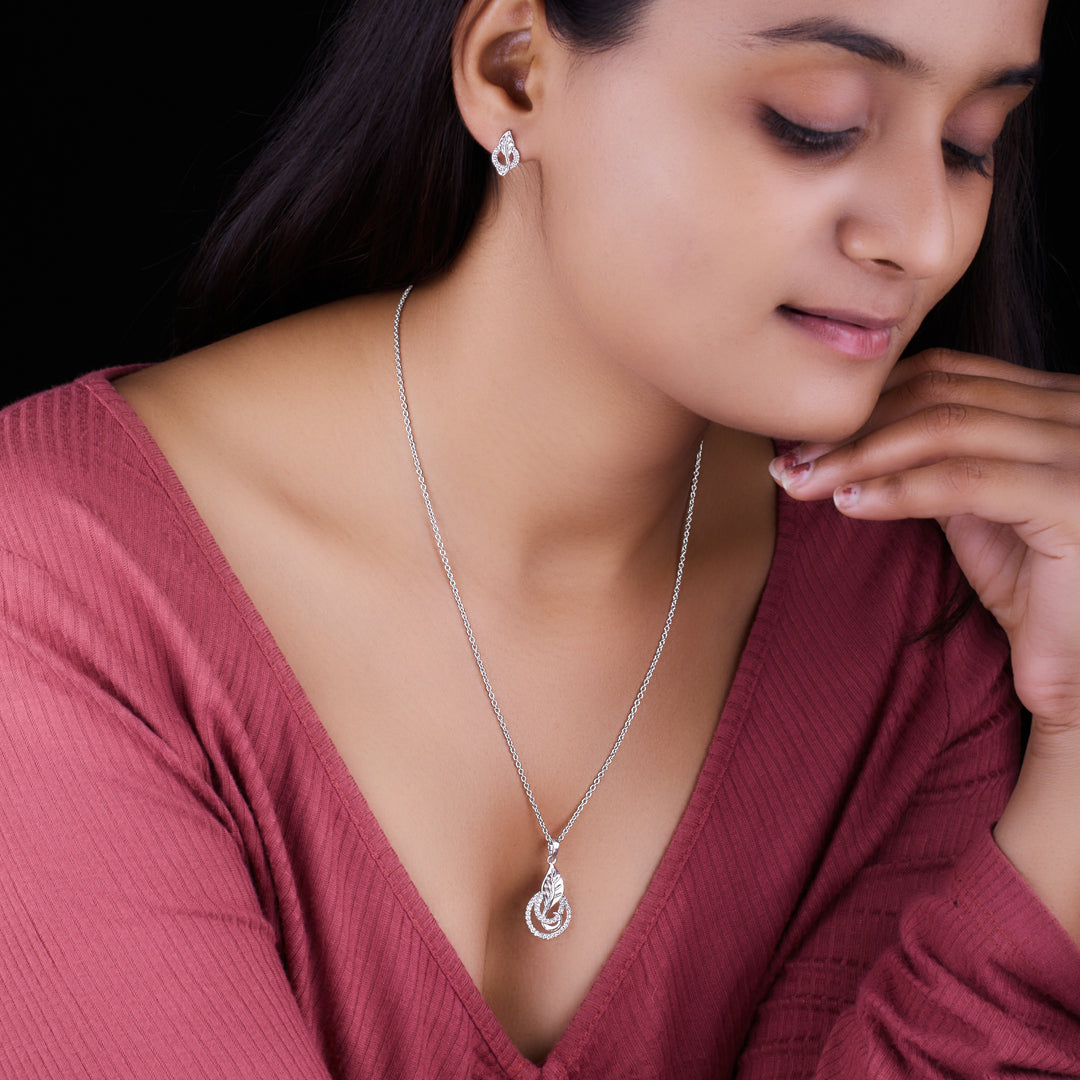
[115,0,1080,1063]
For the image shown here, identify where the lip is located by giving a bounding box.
[778,304,902,360]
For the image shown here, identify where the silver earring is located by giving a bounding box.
[491,130,520,176]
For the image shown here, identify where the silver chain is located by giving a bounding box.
[394,284,703,853]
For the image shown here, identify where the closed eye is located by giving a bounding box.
[761,107,859,157]
[942,140,992,179]
[763,107,994,179]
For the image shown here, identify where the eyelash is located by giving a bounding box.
[762,108,993,179]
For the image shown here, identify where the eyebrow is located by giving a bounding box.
[749,17,1042,90]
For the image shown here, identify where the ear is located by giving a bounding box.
[452,0,552,163]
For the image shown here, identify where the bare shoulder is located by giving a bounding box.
[116,293,398,440]
[112,291,409,536]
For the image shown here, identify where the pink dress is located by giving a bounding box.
[1,370,1078,1078]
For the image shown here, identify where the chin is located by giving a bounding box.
[767,415,872,444]
[676,353,892,443]
[713,392,881,446]
[787,375,889,442]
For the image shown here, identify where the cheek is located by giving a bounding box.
[919,184,995,319]
[539,67,795,378]
[536,75,885,437]
[532,56,996,442]
[956,185,995,276]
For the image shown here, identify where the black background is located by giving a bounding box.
[8,3,1079,408]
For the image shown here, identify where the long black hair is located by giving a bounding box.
[174,0,648,351]
[175,0,1043,375]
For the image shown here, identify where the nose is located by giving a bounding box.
[836,150,955,280]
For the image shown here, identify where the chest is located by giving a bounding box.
[239,522,765,1059]
[154,436,772,1061]
[114,370,776,1060]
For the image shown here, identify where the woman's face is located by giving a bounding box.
[537,0,1046,441]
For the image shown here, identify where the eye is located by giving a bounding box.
[764,105,997,181]
[761,107,859,158]
[942,139,993,179]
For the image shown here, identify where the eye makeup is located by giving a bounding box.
[941,140,992,178]
[760,105,995,179]
[760,106,859,159]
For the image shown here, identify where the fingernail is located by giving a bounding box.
[768,452,798,483]
[780,461,813,491]
[834,484,860,509]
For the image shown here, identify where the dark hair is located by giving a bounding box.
[174,0,651,352]
[176,0,1043,366]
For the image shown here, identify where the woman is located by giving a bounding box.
[1,0,1078,1075]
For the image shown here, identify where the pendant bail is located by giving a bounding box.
[547,839,560,863]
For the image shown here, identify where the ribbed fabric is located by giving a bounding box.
[1,370,1078,1080]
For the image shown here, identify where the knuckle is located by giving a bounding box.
[921,401,968,438]
[920,346,957,372]
[908,368,961,405]
[907,347,967,380]
[946,456,988,493]
[877,471,908,508]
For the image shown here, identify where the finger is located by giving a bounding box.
[885,370,1079,426]
[773,407,1080,502]
[831,459,1080,557]
[883,347,1080,394]
[796,366,1080,463]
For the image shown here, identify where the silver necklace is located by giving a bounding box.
[394,285,703,940]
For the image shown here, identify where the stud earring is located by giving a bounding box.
[491,130,520,176]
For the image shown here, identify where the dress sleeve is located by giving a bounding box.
[815,832,1080,1076]
[0,548,334,1080]
[737,584,1080,1079]
[808,605,1080,1077]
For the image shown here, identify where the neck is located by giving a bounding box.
[391,202,771,595]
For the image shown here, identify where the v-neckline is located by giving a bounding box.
[88,366,798,1078]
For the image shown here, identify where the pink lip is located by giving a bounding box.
[778,305,899,360]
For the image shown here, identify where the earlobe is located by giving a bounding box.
[452,0,546,161]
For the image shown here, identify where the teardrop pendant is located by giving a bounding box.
[525,841,572,939]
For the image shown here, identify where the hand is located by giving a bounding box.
[769,347,1080,939]
[770,347,1080,725]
